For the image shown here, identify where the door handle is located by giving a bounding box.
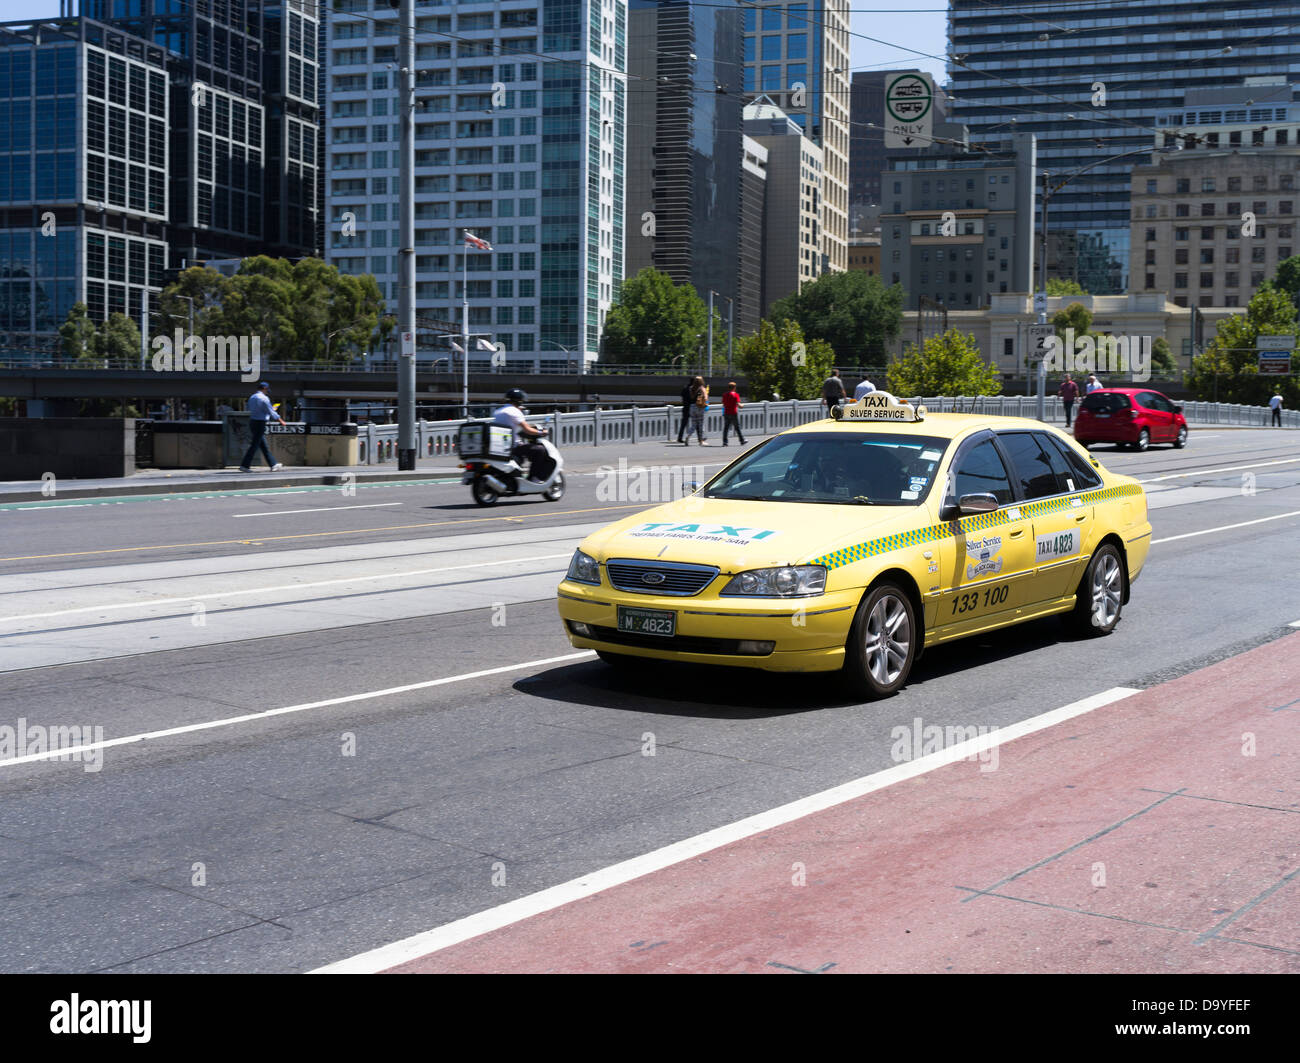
[1075,514,1087,523]
[1009,528,1024,538]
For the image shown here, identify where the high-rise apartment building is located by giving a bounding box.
[743,98,823,317]
[1132,85,1300,309]
[0,17,169,349]
[624,0,744,332]
[948,0,1300,294]
[743,1,848,274]
[324,1,625,369]
[880,130,1036,311]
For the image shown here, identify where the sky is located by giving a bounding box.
[3,0,952,85]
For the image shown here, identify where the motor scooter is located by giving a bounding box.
[460,428,565,506]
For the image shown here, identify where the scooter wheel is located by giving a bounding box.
[542,472,565,502]
[471,478,500,506]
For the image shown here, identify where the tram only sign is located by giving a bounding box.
[884,72,934,149]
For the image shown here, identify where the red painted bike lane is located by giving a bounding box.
[389,632,1300,974]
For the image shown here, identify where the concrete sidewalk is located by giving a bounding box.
[388,630,1300,974]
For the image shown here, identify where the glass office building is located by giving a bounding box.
[0,17,168,351]
[624,1,745,331]
[743,1,849,273]
[948,0,1300,294]
[324,0,625,369]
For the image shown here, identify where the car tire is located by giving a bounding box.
[1173,426,1187,449]
[1067,543,1124,637]
[842,582,917,699]
[1134,428,1150,452]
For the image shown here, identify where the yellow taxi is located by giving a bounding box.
[557,391,1151,698]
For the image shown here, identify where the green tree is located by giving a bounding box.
[158,258,390,365]
[600,268,718,366]
[1187,286,1300,405]
[1045,278,1087,296]
[1150,336,1177,376]
[886,328,1001,397]
[1269,255,1300,312]
[58,301,97,363]
[768,271,902,363]
[735,318,834,400]
[94,312,142,365]
[1051,301,1093,340]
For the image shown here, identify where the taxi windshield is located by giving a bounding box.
[704,432,949,505]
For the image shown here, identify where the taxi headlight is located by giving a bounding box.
[720,565,826,597]
[566,549,601,585]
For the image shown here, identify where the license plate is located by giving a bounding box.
[617,606,675,638]
[1095,412,1110,418]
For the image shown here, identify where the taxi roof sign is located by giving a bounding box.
[832,391,927,423]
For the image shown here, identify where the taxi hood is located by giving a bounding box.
[580,496,917,571]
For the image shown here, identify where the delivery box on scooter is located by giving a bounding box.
[457,421,514,460]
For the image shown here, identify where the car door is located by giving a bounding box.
[1135,391,1170,441]
[933,433,1038,638]
[995,430,1095,603]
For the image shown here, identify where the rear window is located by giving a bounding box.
[1081,392,1130,413]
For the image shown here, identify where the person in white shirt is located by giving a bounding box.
[1085,374,1102,394]
[1270,391,1283,427]
[492,388,551,480]
[853,376,876,400]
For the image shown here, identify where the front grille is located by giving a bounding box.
[605,558,719,596]
[578,623,772,657]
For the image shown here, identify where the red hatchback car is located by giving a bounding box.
[1073,387,1189,451]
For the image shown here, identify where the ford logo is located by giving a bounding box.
[641,571,666,585]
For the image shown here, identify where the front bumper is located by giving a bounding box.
[556,579,860,672]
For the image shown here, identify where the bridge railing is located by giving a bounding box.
[354,396,1295,464]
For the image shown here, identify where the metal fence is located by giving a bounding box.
[355,395,1295,464]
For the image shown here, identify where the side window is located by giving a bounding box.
[998,432,1071,499]
[1044,434,1102,490]
[950,438,1013,505]
[1136,391,1160,409]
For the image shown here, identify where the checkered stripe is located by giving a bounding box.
[811,483,1144,570]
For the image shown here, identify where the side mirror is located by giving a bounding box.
[1174,405,1183,414]
[940,493,1000,521]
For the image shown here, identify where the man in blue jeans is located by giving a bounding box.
[240,381,286,471]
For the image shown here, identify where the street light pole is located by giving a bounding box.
[396,0,416,469]
[707,289,714,378]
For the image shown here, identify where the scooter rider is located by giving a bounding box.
[493,388,553,481]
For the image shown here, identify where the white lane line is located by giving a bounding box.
[0,552,574,624]
[1140,457,1300,483]
[232,503,404,518]
[0,651,596,771]
[1289,620,1300,628]
[311,685,1141,974]
[1152,509,1300,545]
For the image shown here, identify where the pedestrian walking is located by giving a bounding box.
[676,377,693,443]
[1085,373,1102,394]
[239,381,286,472]
[686,375,709,445]
[1270,390,1284,427]
[721,381,746,446]
[1058,374,1080,427]
[853,375,876,401]
[822,368,846,415]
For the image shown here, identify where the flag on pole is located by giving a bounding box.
[463,230,492,251]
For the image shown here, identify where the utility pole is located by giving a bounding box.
[1036,169,1049,421]
[396,0,416,469]
[707,289,714,378]
[727,297,734,375]
[461,246,469,418]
